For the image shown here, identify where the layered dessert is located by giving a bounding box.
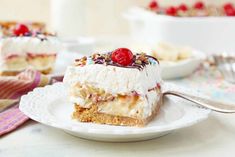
[63,48,162,127]
[0,24,60,75]
[147,1,235,17]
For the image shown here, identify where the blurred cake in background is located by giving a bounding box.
[147,1,235,17]
[0,21,45,37]
[0,24,61,76]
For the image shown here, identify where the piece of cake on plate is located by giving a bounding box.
[63,48,162,127]
[0,24,60,75]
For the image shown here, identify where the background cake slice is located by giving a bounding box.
[63,48,162,127]
[0,24,61,75]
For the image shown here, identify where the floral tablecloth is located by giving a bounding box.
[170,65,235,104]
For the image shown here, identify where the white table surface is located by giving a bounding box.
[1,112,235,157]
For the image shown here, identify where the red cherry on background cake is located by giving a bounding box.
[13,24,30,36]
[223,3,235,16]
[111,48,133,66]
[149,0,158,10]
[194,1,205,10]
[166,6,177,16]
[223,3,234,11]
[225,7,235,16]
[178,4,188,12]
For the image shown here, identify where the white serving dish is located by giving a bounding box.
[124,7,235,54]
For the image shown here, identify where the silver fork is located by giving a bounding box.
[213,53,235,83]
[163,91,235,113]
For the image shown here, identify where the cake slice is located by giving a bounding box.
[0,24,60,75]
[63,48,162,127]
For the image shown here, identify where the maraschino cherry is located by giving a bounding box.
[178,4,188,12]
[166,6,177,16]
[194,1,205,10]
[111,48,133,66]
[149,0,158,10]
[13,24,30,36]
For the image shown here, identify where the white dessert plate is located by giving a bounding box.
[160,50,206,80]
[19,82,210,142]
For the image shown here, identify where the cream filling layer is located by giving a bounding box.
[98,91,161,119]
[70,90,161,119]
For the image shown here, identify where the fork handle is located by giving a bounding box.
[163,91,235,113]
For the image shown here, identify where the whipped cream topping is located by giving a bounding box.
[64,63,161,96]
[0,36,61,58]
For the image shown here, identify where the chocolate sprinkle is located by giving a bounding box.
[75,52,159,70]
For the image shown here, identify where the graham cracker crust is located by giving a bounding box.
[72,95,163,127]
